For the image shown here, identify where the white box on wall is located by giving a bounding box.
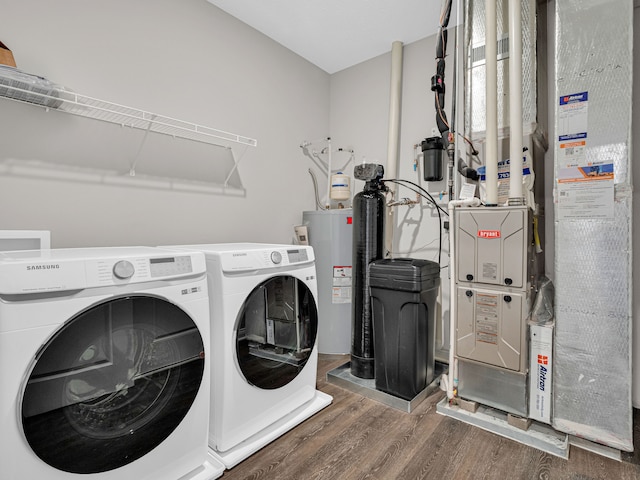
[529,322,553,424]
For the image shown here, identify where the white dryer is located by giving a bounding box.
[0,247,224,480]
[165,243,332,468]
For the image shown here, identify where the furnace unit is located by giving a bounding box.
[454,205,533,416]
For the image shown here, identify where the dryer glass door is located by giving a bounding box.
[20,295,205,475]
[236,275,318,389]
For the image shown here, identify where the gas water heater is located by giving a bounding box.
[302,209,353,355]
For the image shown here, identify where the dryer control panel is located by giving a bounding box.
[220,247,312,272]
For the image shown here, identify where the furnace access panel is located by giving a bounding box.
[454,205,532,374]
[455,206,531,289]
[455,285,529,372]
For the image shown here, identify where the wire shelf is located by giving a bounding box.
[0,68,257,148]
[0,67,256,194]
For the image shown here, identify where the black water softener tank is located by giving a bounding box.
[351,164,386,379]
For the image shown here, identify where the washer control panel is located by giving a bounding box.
[0,249,204,294]
[149,255,193,278]
[284,248,309,264]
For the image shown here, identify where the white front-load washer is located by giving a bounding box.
[0,247,225,480]
[164,243,332,468]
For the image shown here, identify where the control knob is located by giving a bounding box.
[113,260,135,279]
[270,251,282,264]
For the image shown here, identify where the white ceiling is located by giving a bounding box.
[206,1,459,74]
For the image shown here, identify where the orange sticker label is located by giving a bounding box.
[478,230,501,239]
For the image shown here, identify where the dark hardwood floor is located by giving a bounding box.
[220,354,640,480]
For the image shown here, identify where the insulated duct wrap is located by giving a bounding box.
[552,0,633,451]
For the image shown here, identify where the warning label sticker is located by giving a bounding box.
[332,287,351,304]
[482,263,498,281]
[558,91,588,167]
[333,266,352,278]
[332,266,352,304]
[476,293,498,345]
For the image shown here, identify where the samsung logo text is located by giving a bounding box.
[27,264,60,271]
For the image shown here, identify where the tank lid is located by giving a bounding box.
[369,258,440,290]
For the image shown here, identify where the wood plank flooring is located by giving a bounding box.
[220,354,640,480]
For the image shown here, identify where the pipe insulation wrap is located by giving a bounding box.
[484,0,498,205]
[508,0,523,202]
[385,41,403,257]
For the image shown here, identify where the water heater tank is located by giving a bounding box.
[302,209,353,354]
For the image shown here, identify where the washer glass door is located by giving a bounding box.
[21,295,205,474]
[236,275,318,389]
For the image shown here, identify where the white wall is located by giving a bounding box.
[0,0,329,247]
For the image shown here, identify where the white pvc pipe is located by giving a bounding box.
[384,41,404,257]
[325,137,332,209]
[443,196,481,399]
[508,0,523,203]
[485,0,499,206]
